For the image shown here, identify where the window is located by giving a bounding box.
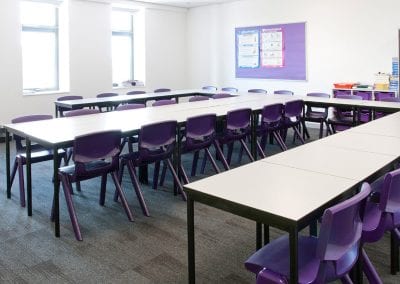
[21,1,61,92]
[112,10,134,87]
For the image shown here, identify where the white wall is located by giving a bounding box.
[0,0,187,124]
[187,0,400,95]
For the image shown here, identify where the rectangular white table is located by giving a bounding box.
[184,161,362,284]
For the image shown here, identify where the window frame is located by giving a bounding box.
[111,9,134,86]
[21,1,60,92]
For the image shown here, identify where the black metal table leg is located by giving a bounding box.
[187,196,195,284]
[53,148,60,237]
[26,139,32,216]
[6,130,11,199]
[289,226,298,284]
[256,222,262,250]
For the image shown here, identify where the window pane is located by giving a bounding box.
[21,2,57,27]
[112,35,132,84]
[112,11,132,32]
[22,31,57,90]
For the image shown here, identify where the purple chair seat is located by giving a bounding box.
[152,99,176,106]
[189,96,209,102]
[202,86,217,91]
[248,89,267,94]
[212,93,235,99]
[245,183,371,283]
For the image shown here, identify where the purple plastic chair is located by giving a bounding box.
[274,90,294,95]
[160,114,228,186]
[361,168,400,281]
[375,96,400,119]
[96,92,118,112]
[212,93,235,99]
[189,96,209,102]
[57,95,83,117]
[304,93,331,139]
[221,87,238,92]
[218,108,254,166]
[327,95,362,133]
[127,90,146,95]
[245,183,371,284]
[249,89,267,94]
[202,86,217,91]
[152,99,176,107]
[282,100,305,145]
[154,88,171,93]
[257,103,287,155]
[64,109,100,117]
[57,130,133,241]
[115,103,146,111]
[119,120,186,216]
[10,115,65,207]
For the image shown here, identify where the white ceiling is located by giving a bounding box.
[133,0,237,8]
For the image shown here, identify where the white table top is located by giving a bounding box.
[350,112,400,138]
[261,142,397,181]
[319,130,400,156]
[184,161,357,222]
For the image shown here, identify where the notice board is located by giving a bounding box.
[235,22,306,80]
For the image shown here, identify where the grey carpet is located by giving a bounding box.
[0,128,398,283]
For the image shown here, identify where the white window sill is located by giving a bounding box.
[23,90,70,96]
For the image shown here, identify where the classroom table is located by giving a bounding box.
[184,111,400,284]
[184,161,362,284]
[54,89,219,117]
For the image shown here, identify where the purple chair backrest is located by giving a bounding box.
[378,169,400,214]
[127,90,146,95]
[316,183,371,278]
[248,89,267,94]
[185,114,216,150]
[374,91,395,101]
[202,86,217,91]
[284,100,304,118]
[307,92,330,98]
[12,115,53,152]
[154,88,171,93]
[221,87,238,92]
[152,99,176,107]
[333,89,352,97]
[96,92,118,98]
[189,96,209,102]
[115,103,146,111]
[57,95,83,101]
[274,90,293,95]
[73,130,121,176]
[138,120,177,162]
[64,109,100,117]
[212,93,234,99]
[380,97,400,103]
[261,103,284,124]
[226,108,252,130]
[353,90,372,100]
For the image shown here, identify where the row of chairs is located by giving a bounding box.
[245,167,400,283]
[202,86,295,96]
[9,97,306,240]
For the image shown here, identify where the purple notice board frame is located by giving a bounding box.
[235,22,306,80]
